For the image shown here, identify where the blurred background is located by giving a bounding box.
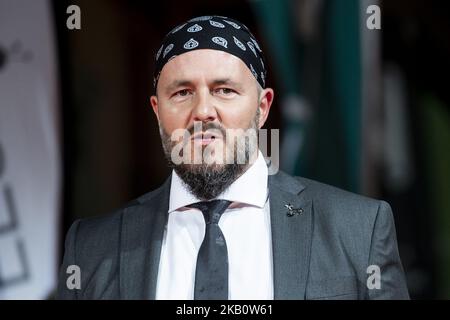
[0,0,449,299]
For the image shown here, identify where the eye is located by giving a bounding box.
[215,88,237,95]
[172,89,192,98]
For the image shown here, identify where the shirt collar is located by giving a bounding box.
[168,150,268,213]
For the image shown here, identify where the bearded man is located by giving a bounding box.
[57,15,409,300]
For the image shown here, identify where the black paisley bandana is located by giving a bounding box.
[153,15,267,92]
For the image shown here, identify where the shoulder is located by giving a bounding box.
[296,176,381,211]
[66,179,169,251]
[297,176,393,241]
[273,171,388,229]
[273,170,381,207]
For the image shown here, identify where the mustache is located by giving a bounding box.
[186,121,226,138]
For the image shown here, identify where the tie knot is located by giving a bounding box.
[189,199,232,224]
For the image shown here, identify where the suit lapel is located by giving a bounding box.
[269,172,313,299]
[119,176,171,299]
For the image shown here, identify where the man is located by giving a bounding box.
[57,15,409,300]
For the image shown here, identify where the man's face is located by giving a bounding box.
[150,49,273,199]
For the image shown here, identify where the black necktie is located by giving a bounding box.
[189,199,232,300]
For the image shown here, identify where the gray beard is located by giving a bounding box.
[159,111,259,201]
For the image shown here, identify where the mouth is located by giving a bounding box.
[191,131,223,145]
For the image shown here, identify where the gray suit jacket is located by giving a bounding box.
[57,170,409,299]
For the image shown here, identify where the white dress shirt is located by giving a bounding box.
[155,151,274,300]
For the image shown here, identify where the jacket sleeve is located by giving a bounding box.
[367,201,410,299]
[56,219,81,300]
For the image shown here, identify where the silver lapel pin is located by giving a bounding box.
[285,203,304,217]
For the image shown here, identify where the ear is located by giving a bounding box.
[150,95,160,122]
[257,88,274,128]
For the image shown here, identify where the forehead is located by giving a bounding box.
[158,49,254,85]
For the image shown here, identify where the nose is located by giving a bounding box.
[191,88,218,123]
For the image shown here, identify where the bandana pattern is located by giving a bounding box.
[153,15,267,91]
